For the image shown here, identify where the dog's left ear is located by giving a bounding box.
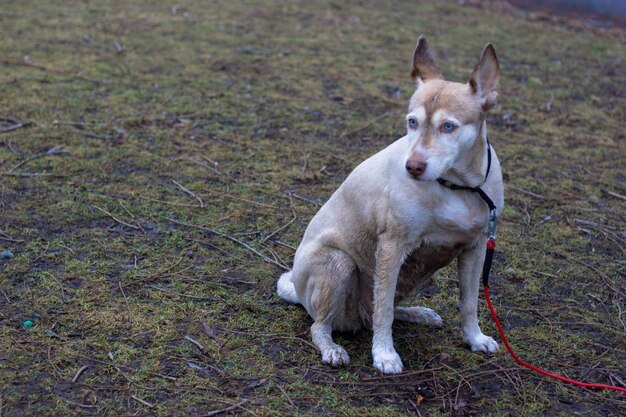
[469,43,499,110]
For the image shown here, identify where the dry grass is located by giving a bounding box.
[0,0,624,415]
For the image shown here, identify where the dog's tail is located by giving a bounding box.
[277,271,299,304]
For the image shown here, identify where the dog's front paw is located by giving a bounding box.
[322,346,350,367]
[372,349,404,374]
[465,333,499,353]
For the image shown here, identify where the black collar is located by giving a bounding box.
[436,136,496,212]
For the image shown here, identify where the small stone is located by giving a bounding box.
[1,250,13,259]
[22,320,33,328]
[438,352,451,363]
[504,267,518,277]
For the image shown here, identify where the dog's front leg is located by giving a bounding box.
[457,239,499,353]
[371,236,405,374]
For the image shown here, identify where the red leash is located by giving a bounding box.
[482,239,626,393]
[438,149,625,393]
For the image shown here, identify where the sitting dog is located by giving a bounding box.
[277,36,503,374]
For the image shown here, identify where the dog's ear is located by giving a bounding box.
[469,43,499,110]
[411,36,443,84]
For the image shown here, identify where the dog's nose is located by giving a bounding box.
[406,160,427,178]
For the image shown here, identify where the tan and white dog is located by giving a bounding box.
[277,37,503,374]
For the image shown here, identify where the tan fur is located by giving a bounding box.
[277,37,504,373]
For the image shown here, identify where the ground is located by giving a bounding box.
[0,1,625,416]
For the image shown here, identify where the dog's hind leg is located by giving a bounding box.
[311,321,350,367]
[297,249,361,368]
[394,306,443,327]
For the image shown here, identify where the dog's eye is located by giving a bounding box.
[408,118,418,129]
[441,122,456,133]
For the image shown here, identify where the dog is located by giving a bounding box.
[277,36,503,374]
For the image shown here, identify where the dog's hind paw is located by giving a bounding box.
[322,346,350,368]
[372,350,404,374]
[466,333,499,353]
[395,306,443,327]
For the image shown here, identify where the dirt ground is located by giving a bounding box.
[1,0,624,416]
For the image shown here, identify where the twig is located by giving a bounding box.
[5,145,68,174]
[201,155,221,175]
[408,399,423,417]
[1,58,108,84]
[574,259,625,298]
[165,217,288,270]
[0,117,32,133]
[615,300,626,335]
[133,194,198,207]
[1,172,55,177]
[91,205,140,230]
[72,365,90,383]
[276,384,296,410]
[118,200,144,231]
[573,218,616,230]
[201,400,248,417]
[184,335,206,352]
[131,395,154,409]
[118,281,131,315]
[0,235,23,242]
[123,256,184,288]
[339,111,392,138]
[291,193,322,207]
[60,398,97,409]
[172,179,204,207]
[217,327,318,351]
[262,193,297,243]
[147,285,214,301]
[203,189,283,210]
[606,190,626,201]
[506,183,546,200]
[75,131,112,140]
[273,240,297,250]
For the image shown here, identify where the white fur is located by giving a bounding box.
[277,271,299,304]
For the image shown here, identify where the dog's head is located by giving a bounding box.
[404,37,499,184]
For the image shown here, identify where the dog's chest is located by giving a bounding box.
[397,190,488,246]
[432,196,487,242]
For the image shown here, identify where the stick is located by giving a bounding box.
[184,335,206,352]
[172,179,204,207]
[91,205,140,230]
[147,285,214,301]
[6,146,68,174]
[262,193,296,243]
[165,217,288,270]
[131,395,154,409]
[339,111,392,138]
[1,58,107,84]
[606,190,626,202]
[118,281,131,315]
[201,400,248,417]
[118,200,144,231]
[276,384,296,410]
[0,121,24,134]
[72,365,90,383]
[291,193,321,207]
[574,260,625,298]
[506,183,546,200]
